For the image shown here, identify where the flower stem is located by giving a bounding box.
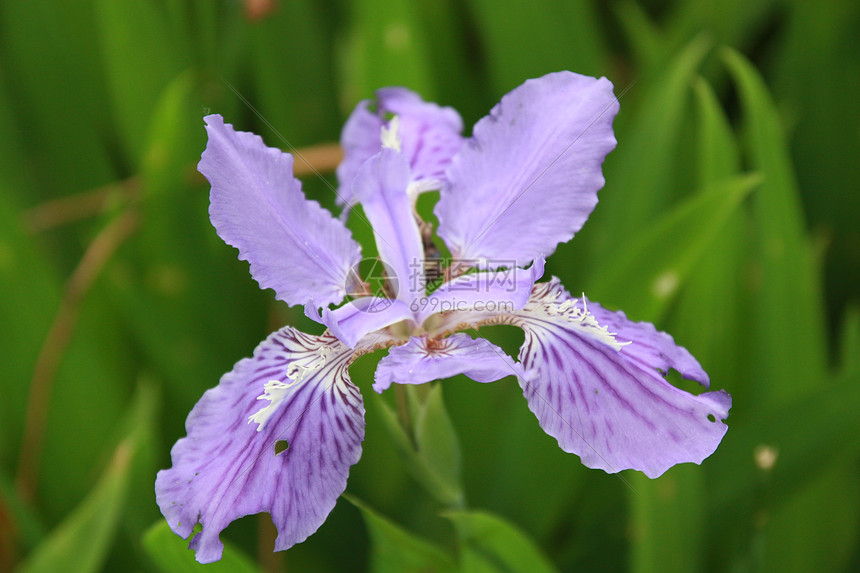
[394,384,413,445]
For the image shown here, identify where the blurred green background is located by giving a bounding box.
[1,0,858,571]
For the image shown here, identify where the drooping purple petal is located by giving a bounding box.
[435,72,618,263]
[351,149,426,304]
[201,115,361,308]
[319,296,414,349]
[510,280,730,478]
[337,88,464,207]
[416,258,545,324]
[155,328,364,563]
[374,333,526,393]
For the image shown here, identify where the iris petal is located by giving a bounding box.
[374,333,526,393]
[201,115,362,308]
[351,149,426,305]
[155,328,364,563]
[320,296,414,349]
[436,72,618,264]
[511,280,730,478]
[337,88,464,208]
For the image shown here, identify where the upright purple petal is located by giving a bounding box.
[352,149,426,304]
[381,88,464,184]
[435,72,618,263]
[337,88,464,207]
[374,333,526,393]
[155,328,364,563]
[510,280,730,478]
[336,100,379,208]
[201,115,361,308]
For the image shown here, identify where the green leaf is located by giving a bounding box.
[665,74,746,385]
[709,369,860,522]
[107,71,266,419]
[16,381,157,573]
[444,510,558,573]
[248,0,340,147]
[339,0,436,106]
[412,385,464,508]
[374,390,465,507]
[0,190,134,523]
[665,0,776,55]
[92,0,187,165]
[760,468,859,573]
[141,521,261,573]
[141,71,201,197]
[583,35,711,274]
[838,305,860,375]
[0,0,116,195]
[346,495,457,573]
[692,76,741,185]
[0,65,30,193]
[0,469,46,554]
[770,1,860,325]
[629,467,705,573]
[467,0,607,95]
[0,192,60,470]
[628,76,746,573]
[722,47,829,404]
[612,1,665,71]
[589,173,760,323]
[405,0,484,122]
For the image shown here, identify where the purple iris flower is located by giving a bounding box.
[156,72,731,563]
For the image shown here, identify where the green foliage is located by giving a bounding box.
[142,522,262,573]
[374,384,465,507]
[347,495,457,573]
[16,382,157,573]
[445,510,559,573]
[1,1,858,571]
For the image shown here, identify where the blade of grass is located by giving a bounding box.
[589,173,759,323]
[346,495,457,573]
[445,510,559,573]
[15,381,156,573]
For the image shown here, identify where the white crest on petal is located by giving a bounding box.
[248,345,334,431]
[380,115,402,152]
[525,288,630,351]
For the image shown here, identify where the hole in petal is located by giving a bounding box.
[274,440,290,455]
[707,414,716,423]
[475,325,525,359]
[663,368,706,396]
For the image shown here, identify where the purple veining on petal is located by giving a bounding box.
[510,279,730,478]
[587,301,710,387]
[373,333,526,393]
[337,88,464,208]
[435,72,618,263]
[155,328,363,563]
[201,115,361,308]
